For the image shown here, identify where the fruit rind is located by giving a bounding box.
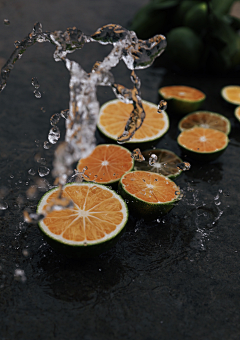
[97,99,169,144]
[37,183,128,258]
[178,111,231,135]
[118,171,181,219]
[77,144,134,185]
[159,86,206,115]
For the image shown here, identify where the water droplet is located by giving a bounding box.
[157,100,167,113]
[14,40,20,48]
[149,154,157,166]
[14,269,26,283]
[60,109,69,119]
[43,141,52,149]
[0,201,8,210]
[22,249,29,257]
[48,126,60,144]
[28,168,36,176]
[31,77,40,88]
[4,19,10,25]
[37,157,46,165]
[41,107,46,112]
[50,113,61,126]
[177,162,191,171]
[157,218,161,223]
[34,90,41,98]
[38,166,50,177]
[131,148,145,161]
[10,174,14,179]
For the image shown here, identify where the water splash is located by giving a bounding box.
[0,22,166,222]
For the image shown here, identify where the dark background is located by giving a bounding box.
[0,1,240,339]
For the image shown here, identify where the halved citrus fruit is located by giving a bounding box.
[221,85,240,105]
[77,144,134,185]
[234,106,240,122]
[158,85,206,115]
[118,171,181,218]
[97,99,169,144]
[37,183,128,258]
[178,111,231,135]
[177,127,229,161]
[134,149,183,178]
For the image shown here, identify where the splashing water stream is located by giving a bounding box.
[0,22,167,221]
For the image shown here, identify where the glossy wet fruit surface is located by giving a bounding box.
[97,99,169,143]
[159,85,206,115]
[178,111,231,135]
[134,148,183,178]
[77,144,134,184]
[37,183,128,257]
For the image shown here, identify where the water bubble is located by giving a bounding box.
[157,100,167,113]
[131,148,145,161]
[31,77,40,88]
[50,113,61,126]
[0,201,8,210]
[149,154,157,166]
[48,126,60,144]
[34,90,42,98]
[177,162,191,171]
[14,269,26,283]
[4,19,10,25]
[38,166,50,177]
[28,168,36,176]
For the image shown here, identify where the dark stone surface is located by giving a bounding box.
[0,1,240,339]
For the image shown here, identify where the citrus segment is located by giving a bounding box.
[97,99,169,143]
[159,85,206,115]
[118,171,181,218]
[221,85,240,105]
[234,106,240,122]
[177,127,229,161]
[37,183,128,257]
[134,149,183,178]
[77,144,134,184]
[178,111,231,135]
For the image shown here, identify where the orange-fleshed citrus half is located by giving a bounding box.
[77,144,134,185]
[118,171,181,218]
[177,127,229,161]
[159,85,206,115]
[37,183,128,258]
[97,99,169,144]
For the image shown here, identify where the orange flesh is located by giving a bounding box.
[160,86,205,101]
[121,171,179,203]
[178,127,228,152]
[180,112,229,133]
[99,101,167,140]
[224,86,240,104]
[42,185,124,241]
[77,144,133,183]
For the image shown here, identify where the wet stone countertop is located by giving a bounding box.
[0,1,240,339]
